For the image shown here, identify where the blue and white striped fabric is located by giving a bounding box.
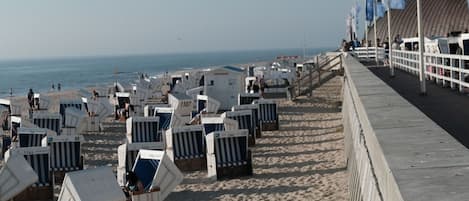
[232,104,260,129]
[172,129,205,160]
[127,117,160,143]
[59,100,83,126]
[33,113,61,135]
[18,128,47,148]
[24,153,50,187]
[224,111,254,139]
[214,135,248,167]
[258,102,278,123]
[238,93,260,105]
[48,141,81,171]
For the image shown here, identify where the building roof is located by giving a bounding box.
[367,0,469,42]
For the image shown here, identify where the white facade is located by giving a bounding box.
[204,66,245,111]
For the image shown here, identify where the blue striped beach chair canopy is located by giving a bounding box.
[0,155,39,201]
[222,110,254,136]
[5,146,51,187]
[126,117,160,143]
[153,107,174,131]
[238,93,260,105]
[41,135,84,172]
[131,149,183,200]
[206,129,249,168]
[18,127,49,148]
[253,99,278,122]
[165,125,206,161]
[232,104,260,128]
[32,112,61,135]
[58,166,126,201]
[116,141,165,186]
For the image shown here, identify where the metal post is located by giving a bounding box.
[316,57,321,85]
[417,0,426,95]
[387,1,394,77]
[374,0,379,65]
[459,57,464,93]
[309,63,313,97]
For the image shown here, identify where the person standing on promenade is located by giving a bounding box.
[51,83,55,91]
[57,83,61,91]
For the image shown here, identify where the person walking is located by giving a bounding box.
[27,88,34,109]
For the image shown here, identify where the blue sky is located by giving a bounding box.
[0,0,355,59]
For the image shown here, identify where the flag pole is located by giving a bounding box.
[373,0,379,65]
[417,0,426,95]
[387,0,395,77]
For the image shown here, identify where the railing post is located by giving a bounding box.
[449,58,453,89]
[459,57,464,93]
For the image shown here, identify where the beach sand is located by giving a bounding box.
[2,74,348,201]
[166,76,347,201]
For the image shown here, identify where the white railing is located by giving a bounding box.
[352,47,386,60]
[391,50,469,92]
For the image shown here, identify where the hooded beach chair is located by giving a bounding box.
[131,150,183,201]
[153,106,174,132]
[85,98,113,131]
[168,92,193,116]
[18,127,48,148]
[62,107,87,135]
[126,117,161,143]
[254,99,279,131]
[206,130,253,180]
[165,125,207,171]
[0,98,21,116]
[143,104,170,117]
[196,95,220,114]
[58,166,126,201]
[59,99,83,127]
[232,104,261,138]
[117,141,165,186]
[238,93,260,105]
[222,110,256,146]
[41,135,84,183]
[0,155,38,201]
[201,116,238,135]
[32,112,61,135]
[5,146,52,200]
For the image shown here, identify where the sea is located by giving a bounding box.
[0,48,332,97]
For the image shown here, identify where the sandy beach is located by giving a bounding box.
[1,72,348,201]
[166,76,347,201]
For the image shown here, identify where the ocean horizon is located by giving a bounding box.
[0,47,332,98]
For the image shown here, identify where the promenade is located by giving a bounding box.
[167,76,348,201]
[368,66,469,148]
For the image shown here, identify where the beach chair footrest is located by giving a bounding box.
[175,156,207,172]
[261,121,279,131]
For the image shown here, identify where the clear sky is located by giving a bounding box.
[0,0,355,59]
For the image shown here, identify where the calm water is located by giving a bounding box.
[0,48,331,97]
